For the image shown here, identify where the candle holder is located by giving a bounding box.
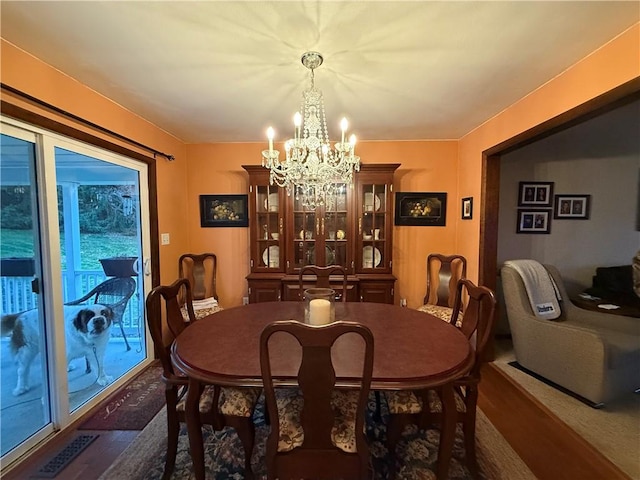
[303,288,336,325]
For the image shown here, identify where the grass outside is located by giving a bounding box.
[1,229,138,270]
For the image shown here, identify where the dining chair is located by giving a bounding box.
[417,253,467,322]
[260,320,374,480]
[145,278,260,480]
[66,276,136,351]
[178,252,223,319]
[298,264,349,302]
[385,278,497,477]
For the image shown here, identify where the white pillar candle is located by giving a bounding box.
[309,298,331,325]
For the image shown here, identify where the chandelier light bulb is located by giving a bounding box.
[266,127,275,153]
[293,112,302,140]
[349,134,357,147]
[340,117,348,144]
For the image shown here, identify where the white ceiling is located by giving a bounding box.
[1,1,638,144]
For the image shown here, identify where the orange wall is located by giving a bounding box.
[457,23,640,282]
[185,141,458,308]
[3,21,638,308]
[1,39,190,286]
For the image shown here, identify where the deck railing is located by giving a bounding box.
[0,271,142,337]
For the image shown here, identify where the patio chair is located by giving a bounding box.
[260,319,374,480]
[66,276,136,351]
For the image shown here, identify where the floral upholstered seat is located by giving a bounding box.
[384,388,466,415]
[275,388,360,453]
[417,303,463,326]
[180,298,223,321]
[176,385,261,417]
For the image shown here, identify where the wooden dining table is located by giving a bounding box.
[171,301,473,480]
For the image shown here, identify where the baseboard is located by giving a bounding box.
[507,361,604,409]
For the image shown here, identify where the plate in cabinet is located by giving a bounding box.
[262,245,279,268]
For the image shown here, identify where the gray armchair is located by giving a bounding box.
[501,262,640,406]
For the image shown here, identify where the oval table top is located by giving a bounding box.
[172,301,473,390]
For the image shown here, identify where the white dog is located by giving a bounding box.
[1,304,114,396]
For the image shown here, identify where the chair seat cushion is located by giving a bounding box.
[274,388,361,453]
[219,386,261,416]
[180,303,224,321]
[417,304,463,326]
[385,388,466,414]
[177,385,260,417]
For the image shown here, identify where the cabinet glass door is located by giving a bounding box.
[292,196,318,270]
[360,183,388,271]
[324,184,349,270]
[256,185,281,270]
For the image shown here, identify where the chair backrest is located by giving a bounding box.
[298,265,348,302]
[179,253,219,301]
[450,278,497,376]
[145,278,195,377]
[67,276,136,322]
[424,253,467,307]
[260,320,374,477]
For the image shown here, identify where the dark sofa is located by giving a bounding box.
[585,265,640,310]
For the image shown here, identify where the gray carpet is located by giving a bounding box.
[493,338,640,479]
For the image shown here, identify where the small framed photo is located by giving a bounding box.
[554,194,591,220]
[199,194,249,227]
[516,209,551,234]
[461,197,473,220]
[394,192,447,226]
[518,181,554,207]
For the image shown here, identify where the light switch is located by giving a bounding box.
[161,233,170,245]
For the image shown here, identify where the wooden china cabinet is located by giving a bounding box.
[243,164,399,304]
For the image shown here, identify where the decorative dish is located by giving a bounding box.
[264,193,279,211]
[262,245,279,268]
[362,246,381,268]
[364,192,381,212]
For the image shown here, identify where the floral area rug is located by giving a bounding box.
[100,393,535,480]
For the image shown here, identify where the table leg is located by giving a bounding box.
[186,377,205,480]
[437,383,456,480]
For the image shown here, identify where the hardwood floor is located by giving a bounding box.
[3,361,631,480]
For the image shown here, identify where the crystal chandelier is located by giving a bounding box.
[262,51,360,208]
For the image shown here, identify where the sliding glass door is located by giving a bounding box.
[0,117,153,465]
[0,125,52,460]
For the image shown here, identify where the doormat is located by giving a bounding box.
[34,434,99,478]
[79,363,165,430]
[507,361,601,408]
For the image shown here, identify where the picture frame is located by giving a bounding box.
[395,192,447,226]
[461,197,473,220]
[199,194,248,227]
[516,209,551,234]
[518,181,554,207]
[553,194,591,220]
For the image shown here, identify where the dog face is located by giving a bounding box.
[72,305,113,338]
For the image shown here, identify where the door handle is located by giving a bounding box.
[31,277,40,294]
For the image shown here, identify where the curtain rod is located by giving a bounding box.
[1,83,175,161]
